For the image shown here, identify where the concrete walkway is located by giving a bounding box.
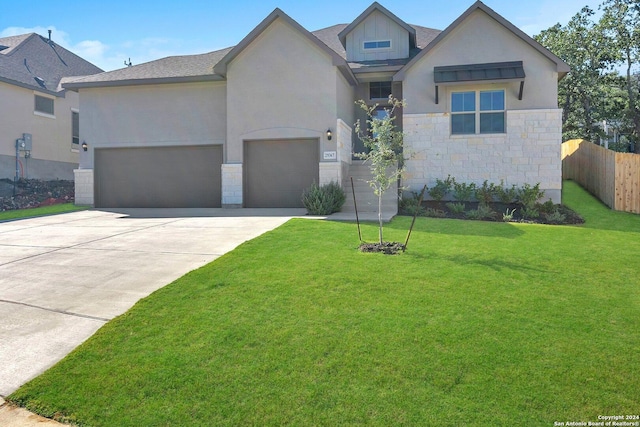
[0,208,307,425]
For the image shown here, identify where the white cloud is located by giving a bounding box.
[1,26,71,46]
[5,25,236,72]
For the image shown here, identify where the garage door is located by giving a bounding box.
[95,145,222,208]
[244,139,319,208]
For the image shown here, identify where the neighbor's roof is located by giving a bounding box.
[0,33,103,95]
[63,17,441,90]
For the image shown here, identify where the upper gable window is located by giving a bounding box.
[34,94,54,116]
[363,40,391,50]
[369,82,392,100]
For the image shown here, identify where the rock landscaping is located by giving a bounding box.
[0,179,74,211]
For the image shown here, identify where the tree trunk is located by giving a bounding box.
[624,50,640,153]
[378,192,383,244]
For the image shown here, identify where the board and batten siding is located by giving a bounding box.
[344,10,410,62]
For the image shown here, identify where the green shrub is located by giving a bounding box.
[424,208,447,218]
[452,181,476,202]
[301,181,345,215]
[399,193,425,216]
[428,175,454,201]
[446,202,466,214]
[465,204,496,220]
[517,183,545,210]
[496,180,518,204]
[545,208,567,224]
[522,206,540,220]
[475,180,497,205]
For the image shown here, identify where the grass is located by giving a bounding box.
[9,181,640,426]
[0,203,87,222]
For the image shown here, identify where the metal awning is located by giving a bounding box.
[434,61,525,83]
[433,61,526,103]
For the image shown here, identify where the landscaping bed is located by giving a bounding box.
[0,179,74,211]
[408,200,585,225]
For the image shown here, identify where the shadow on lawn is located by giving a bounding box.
[385,216,526,239]
[407,251,548,274]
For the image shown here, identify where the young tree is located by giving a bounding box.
[355,95,406,244]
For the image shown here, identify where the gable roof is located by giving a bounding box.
[393,1,570,81]
[0,33,103,95]
[337,2,417,50]
[213,8,357,85]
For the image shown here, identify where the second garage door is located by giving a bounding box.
[244,139,319,208]
[94,145,222,208]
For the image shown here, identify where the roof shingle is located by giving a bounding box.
[0,33,103,94]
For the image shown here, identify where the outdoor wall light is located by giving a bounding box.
[326,128,332,140]
[82,141,88,152]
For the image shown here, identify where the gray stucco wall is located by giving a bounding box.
[78,81,227,169]
[0,82,79,180]
[402,10,559,114]
[225,18,341,164]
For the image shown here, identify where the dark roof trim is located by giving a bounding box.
[63,74,225,91]
[394,1,570,81]
[214,8,357,86]
[338,2,416,49]
[434,61,525,83]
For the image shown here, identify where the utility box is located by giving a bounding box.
[22,133,33,151]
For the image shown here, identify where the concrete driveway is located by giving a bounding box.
[0,208,305,400]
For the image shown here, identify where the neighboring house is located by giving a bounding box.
[64,1,569,209]
[0,32,103,181]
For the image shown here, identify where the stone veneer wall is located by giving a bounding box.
[74,169,94,206]
[222,163,243,207]
[403,109,563,203]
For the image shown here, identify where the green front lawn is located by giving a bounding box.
[9,181,640,426]
[0,203,87,222]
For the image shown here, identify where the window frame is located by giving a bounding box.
[34,94,55,117]
[369,81,393,100]
[71,109,80,148]
[450,89,506,135]
[363,40,392,50]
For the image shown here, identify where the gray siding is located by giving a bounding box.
[345,10,410,62]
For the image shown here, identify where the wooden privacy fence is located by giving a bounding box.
[562,139,640,214]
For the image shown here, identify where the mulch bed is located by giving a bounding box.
[359,241,406,255]
[0,179,74,211]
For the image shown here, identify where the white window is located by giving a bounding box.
[451,90,505,135]
[35,94,55,116]
[363,40,391,50]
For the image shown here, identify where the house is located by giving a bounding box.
[0,32,103,181]
[64,1,569,209]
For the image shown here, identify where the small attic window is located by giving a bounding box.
[363,40,391,50]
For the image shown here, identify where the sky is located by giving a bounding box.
[0,0,603,72]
